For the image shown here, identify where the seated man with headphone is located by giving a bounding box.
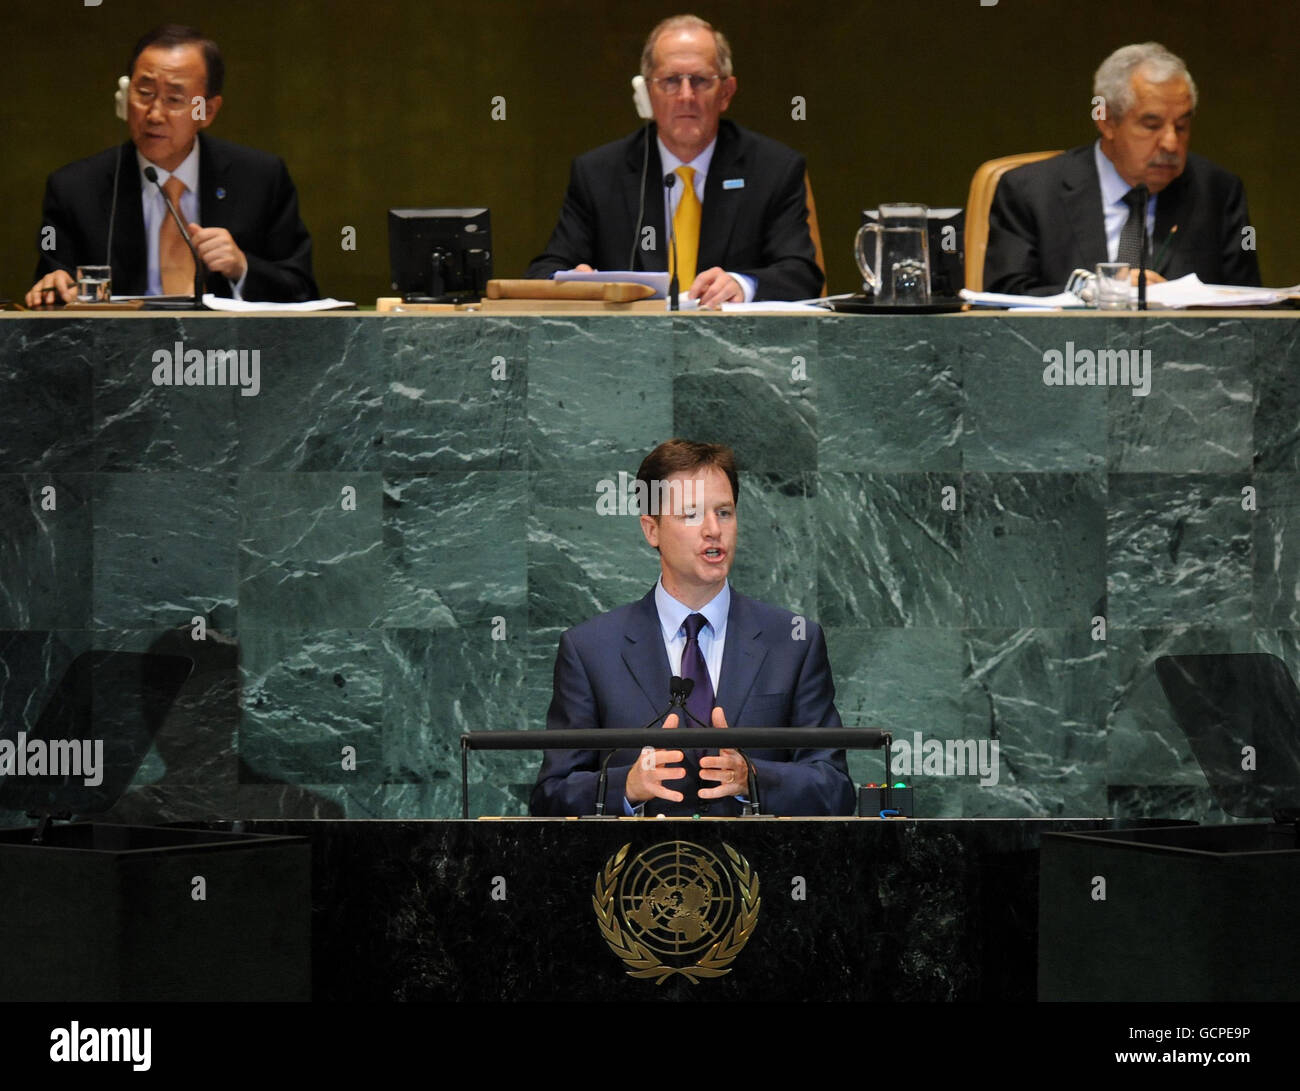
[26,23,318,307]
[525,14,821,305]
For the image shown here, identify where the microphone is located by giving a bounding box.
[592,675,691,816]
[664,172,680,311]
[1135,183,1150,312]
[105,143,124,270]
[669,676,763,816]
[628,122,652,270]
[143,165,207,305]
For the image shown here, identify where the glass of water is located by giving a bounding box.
[76,265,112,303]
[1094,263,1132,310]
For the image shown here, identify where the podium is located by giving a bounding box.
[0,822,309,1001]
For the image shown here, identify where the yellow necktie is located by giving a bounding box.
[159,175,196,295]
[671,165,700,288]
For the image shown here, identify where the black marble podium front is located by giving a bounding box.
[228,816,1177,1002]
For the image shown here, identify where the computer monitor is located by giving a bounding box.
[387,208,492,303]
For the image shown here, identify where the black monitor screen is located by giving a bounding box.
[388,208,492,302]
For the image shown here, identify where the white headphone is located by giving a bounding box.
[631,75,652,120]
[114,75,129,121]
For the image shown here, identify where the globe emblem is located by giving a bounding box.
[619,841,736,960]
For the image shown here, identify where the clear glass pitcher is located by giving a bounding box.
[855,203,931,304]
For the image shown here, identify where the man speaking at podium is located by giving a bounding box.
[525,15,821,304]
[26,24,317,307]
[530,440,855,817]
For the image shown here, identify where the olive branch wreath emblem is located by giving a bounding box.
[592,841,761,984]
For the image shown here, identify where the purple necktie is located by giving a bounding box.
[681,613,715,728]
[678,613,716,804]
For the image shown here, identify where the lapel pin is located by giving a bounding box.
[216,186,227,200]
[723,178,745,190]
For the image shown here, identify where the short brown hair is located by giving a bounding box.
[636,439,738,516]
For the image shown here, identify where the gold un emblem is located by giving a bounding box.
[593,841,761,984]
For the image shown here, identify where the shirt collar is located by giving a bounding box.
[654,577,730,643]
[136,138,201,197]
[657,134,717,182]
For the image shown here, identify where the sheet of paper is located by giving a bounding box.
[960,288,1087,309]
[719,301,829,313]
[1144,274,1288,309]
[199,295,356,312]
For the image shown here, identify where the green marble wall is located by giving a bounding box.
[1,313,1297,823]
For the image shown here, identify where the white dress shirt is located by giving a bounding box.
[1094,140,1157,263]
[657,136,757,302]
[137,142,246,298]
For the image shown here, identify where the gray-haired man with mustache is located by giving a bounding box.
[984,41,1260,295]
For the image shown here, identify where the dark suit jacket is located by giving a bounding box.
[529,587,856,817]
[525,120,822,301]
[984,144,1260,295]
[34,134,318,302]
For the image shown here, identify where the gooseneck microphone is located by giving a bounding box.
[105,143,124,270]
[592,676,691,816]
[664,172,680,311]
[1135,184,1150,312]
[143,165,206,304]
[670,677,762,815]
[628,123,652,270]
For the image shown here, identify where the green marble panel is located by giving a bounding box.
[236,318,384,472]
[0,320,95,473]
[671,316,819,473]
[527,317,671,468]
[816,472,963,627]
[1104,626,1257,788]
[962,628,1110,809]
[381,471,527,629]
[92,317,240,473]
[239,627,384,787]
[0,473,92,629]
[960,316,1108,472]
[728,472,818,620]
[1253,319,1300,472]
[1106,317,1253,473]
[1107,473,1252,629]
[527,468,652,630]
[826,626,965,794]
[238,472,383,629]
[381,316,529,471]
[93,471,238,630]
[1253,474,1300,629]
[817,315,961,472]
[963,472,1107,627]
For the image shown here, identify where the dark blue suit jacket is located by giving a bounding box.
[529,587,855,817]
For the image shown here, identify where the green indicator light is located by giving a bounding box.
[893,782,906,788]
